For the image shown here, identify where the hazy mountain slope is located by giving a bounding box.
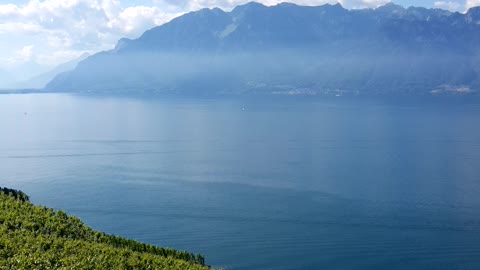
[14,53,90,89]
[46,2,480,96]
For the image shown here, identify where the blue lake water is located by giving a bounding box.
[2,93,480,269]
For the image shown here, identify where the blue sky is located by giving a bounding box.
[0,0,478,76]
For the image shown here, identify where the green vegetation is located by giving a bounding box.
[0,187,29,202]
[0,187,208,269]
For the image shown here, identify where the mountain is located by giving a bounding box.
[46,2,480,96]
[13,53,90,89]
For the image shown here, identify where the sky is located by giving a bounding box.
[0,0,479,74]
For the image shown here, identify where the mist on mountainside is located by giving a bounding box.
[46,2,480,96]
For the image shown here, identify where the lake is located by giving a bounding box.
[2,93,480,270]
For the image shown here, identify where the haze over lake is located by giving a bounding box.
[2,93,480,270]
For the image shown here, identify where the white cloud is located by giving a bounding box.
[434,1,461,11]
[0,0,178,68]
[4,45,34,67]
[16,45,34,61]
[107,6,179,35]
[0,22,42,34]
[466,0,480,9]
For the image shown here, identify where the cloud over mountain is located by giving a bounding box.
[466,0,480,9]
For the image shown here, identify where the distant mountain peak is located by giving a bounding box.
[197,7,225,14]
[79,52,91,58]
[381,2,404,8]
[467,6,480,13]
[113,37,133,52]
[231,1,267,20]
[467,6,480,22]
[330,2,345,9]
[376,2,405,13]
[321,2,346,13]
[232,1,266,11]
[275,2,298,8]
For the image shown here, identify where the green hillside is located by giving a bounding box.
[0,187,208,269]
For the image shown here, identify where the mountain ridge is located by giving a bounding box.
[46,2,480,96]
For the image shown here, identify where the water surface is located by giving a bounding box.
[1,94,480,269]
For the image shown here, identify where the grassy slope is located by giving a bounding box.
[0,187,209,270]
